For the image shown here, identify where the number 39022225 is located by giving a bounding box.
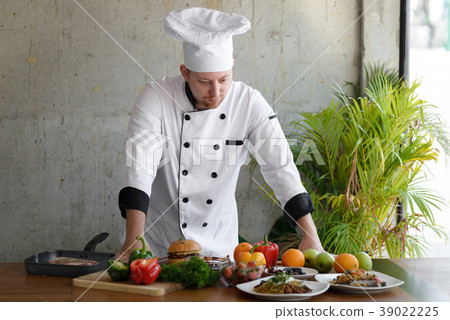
[379,306,438,317]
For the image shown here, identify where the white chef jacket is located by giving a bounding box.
[119,75,312,258]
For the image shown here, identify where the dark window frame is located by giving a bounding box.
[397,0,410,222]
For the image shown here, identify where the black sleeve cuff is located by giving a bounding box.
[283,193,315,228]
[118,187,149,219]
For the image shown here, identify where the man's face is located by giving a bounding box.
[181,65,233,111]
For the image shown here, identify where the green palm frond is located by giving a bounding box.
[262,64,449,258]
[321,218,376,254]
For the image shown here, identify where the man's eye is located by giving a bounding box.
[220,78,228,83]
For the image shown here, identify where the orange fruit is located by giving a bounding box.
[235,251,267,266]
[235,251,252,264]
[334,253,359,273]
[233,242,253,261]
[281,249,305,267]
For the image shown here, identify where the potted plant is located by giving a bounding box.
[262,66,449,258]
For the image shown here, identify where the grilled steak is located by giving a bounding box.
[49,257,98,266]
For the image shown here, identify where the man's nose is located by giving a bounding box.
[210,82,220,97]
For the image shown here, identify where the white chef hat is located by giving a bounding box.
[164,7,251,72]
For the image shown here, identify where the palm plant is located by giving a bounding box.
[265,66,449,258]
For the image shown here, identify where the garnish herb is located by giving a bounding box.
[158,256,220,288]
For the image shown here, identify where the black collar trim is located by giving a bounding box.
[184,82,196,109]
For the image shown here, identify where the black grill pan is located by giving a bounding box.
[24,232,115,277]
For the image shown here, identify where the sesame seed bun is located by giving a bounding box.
[167,239,202,264]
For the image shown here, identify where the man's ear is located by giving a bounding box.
[180,64,189,81]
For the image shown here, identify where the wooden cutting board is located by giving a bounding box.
[73,271,186,296]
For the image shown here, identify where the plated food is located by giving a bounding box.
[266,266,318,279]
[254,272,311,294]
[315,270,404,294]
[236,275,329,301]
[330,269,385,287]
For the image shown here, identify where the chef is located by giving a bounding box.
[117,7,323,259]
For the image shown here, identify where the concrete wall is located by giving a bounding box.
[0,0,399,262]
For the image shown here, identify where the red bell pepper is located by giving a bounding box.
[130,258,161,285]
[253,235,279,268]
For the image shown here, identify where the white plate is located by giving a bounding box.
[236,276,330,301]
[315,271,404,294]
[266,266,318,280]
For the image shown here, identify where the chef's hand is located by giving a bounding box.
[115,239,150,263]
[115,240,153,262]
[295,214,325,253]
[115,209,150,262]
[298,236,324,253]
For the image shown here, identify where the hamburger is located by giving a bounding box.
[167,239,202,264]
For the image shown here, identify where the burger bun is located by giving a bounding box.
[167,239,201,264]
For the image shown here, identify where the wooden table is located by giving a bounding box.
[1,258,449,302]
